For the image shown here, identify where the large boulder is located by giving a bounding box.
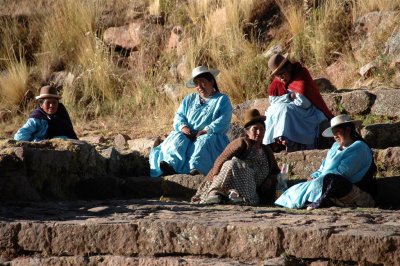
[352,11,398,62]
[341,90,374,115]
[103,22,164,51]
[0,139,149,201]
[370,89,400,116]
[385,26,400,60]
[362,123,400,149]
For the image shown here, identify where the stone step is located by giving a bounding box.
[1,139,399,205]
[0,200,399,265]
[6,255,249,266]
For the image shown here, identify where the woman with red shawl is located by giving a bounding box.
[263,54,334,152]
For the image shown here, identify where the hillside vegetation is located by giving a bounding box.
[0,0,399,138]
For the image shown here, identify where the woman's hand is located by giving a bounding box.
[196,130,207,137]
[181,126,191,136]
[290,92,297,101]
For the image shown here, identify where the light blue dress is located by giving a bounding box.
[262,91,327,146]
[14,118,49,141]
[149,92,232,177]
[275,140,372,209]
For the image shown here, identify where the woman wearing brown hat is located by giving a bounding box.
[14,86,78,141]
[191,109,280,205]
[149,66,232,178]
[263,53,334,152]
[275,114,376,209]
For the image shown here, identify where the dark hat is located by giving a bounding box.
[268,53,289,76]
[35,86,60,100]
[243,109,266,128]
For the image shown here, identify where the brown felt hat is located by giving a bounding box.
[35,85,60,100]
[268,53,289,76]
[243,109,266,128]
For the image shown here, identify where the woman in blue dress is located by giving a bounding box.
[14,86,78,142]
[150,66,233,177]
[275,114,376,209]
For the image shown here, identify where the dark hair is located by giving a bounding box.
[276,61,293,75]
[194,72,219,92]
[245,121,266,131]
[333,122,367,145]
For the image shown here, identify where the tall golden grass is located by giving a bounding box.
[0,0,399,137]
[352,0,400,18]
[0,18,31,112]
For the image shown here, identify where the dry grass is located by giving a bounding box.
[0,17,31,112]
[352,0,400,18]
[1,0,400,138]
[0,59,30,108]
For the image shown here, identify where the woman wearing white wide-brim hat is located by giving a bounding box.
[275,114,376,209]
[149,66,233,177]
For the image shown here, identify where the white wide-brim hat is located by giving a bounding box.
[186,66,220,88]
[322,114,362,137]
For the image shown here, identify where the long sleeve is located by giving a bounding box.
[311,141,372,183]
[333,143,372,182]
[204,94,232,134]
[206,138,247,180]
[14,118,48,141]
[173,95,191,131]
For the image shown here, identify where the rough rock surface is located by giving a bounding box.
[0,200,399,265]
[8,255,248,266]
[362,123,400,149]
[341,90,374,115]
[0,139,149,201]
[370,89,400,116]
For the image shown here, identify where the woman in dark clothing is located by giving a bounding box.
[14,85,78,141]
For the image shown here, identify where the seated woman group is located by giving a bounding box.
[14,85,78,141]
[13,61,376,209]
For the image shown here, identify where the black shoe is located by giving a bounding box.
[160,161,176,176]
[189,169,201,175]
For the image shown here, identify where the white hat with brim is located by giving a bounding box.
[186,66,220,88]
[322,114,363,137]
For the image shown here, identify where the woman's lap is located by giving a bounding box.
[263,103,326,146]
[150,131,228,176]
